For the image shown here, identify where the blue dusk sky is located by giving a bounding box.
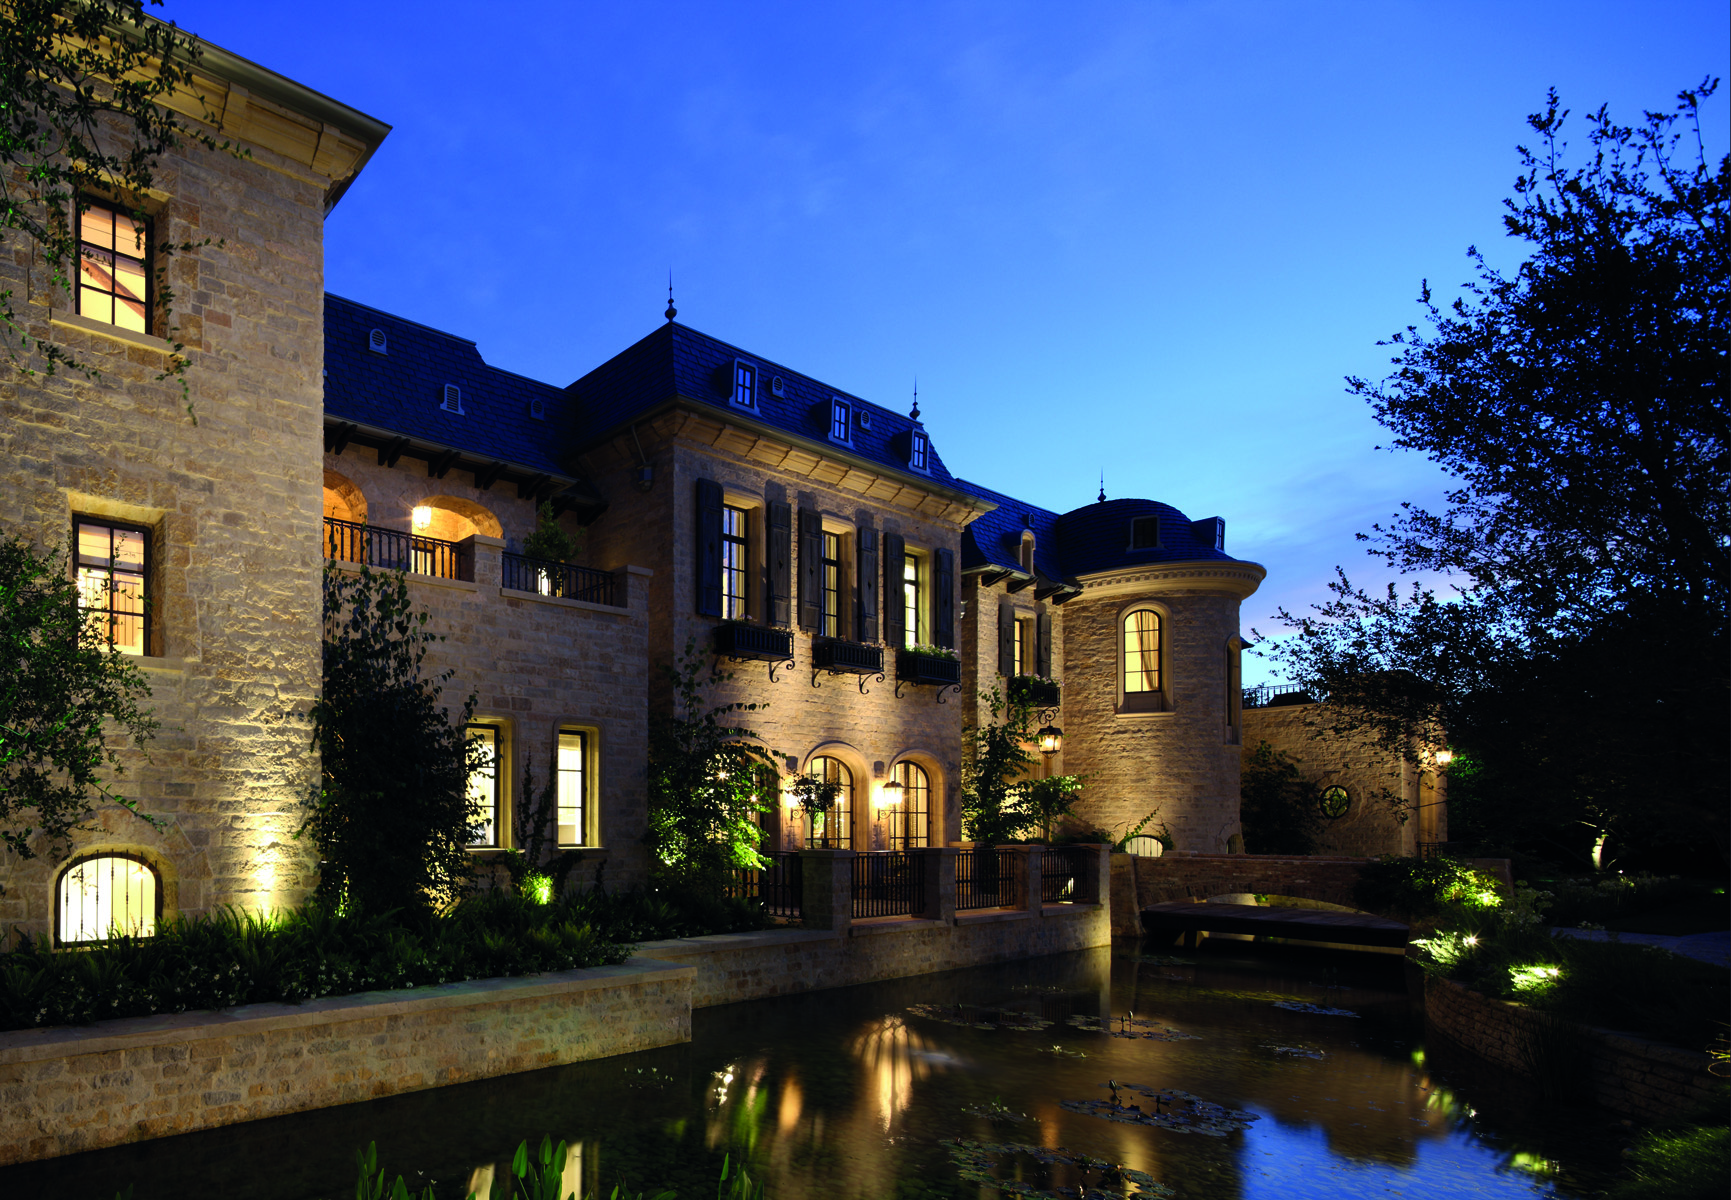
[164,0,1728,684]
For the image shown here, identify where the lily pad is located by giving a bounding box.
[1264,1044,1326,1059]
[963,1097,1029,1124]
[1272,1000,1358,1017]
[1037,1044,1089,1058]
[1063,1014,1198,1041]
[907,1003,1055,1032]
[1060,1082,1259,1137]
[944,1138,1175,1198]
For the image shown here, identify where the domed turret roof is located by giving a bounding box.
[1055,498,1240,578]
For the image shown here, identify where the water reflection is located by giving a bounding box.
[0,942,1630,1200]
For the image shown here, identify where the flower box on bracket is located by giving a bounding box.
[1008,675,1060,708]
[896,649,961,686]
[812,638,883,675]
[714,622,794,662]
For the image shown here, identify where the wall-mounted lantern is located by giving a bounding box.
[411,505,433,531]
[1037,725,1064,756]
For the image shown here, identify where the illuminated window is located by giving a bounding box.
[829,399,851,443]
[887,761,929,850]
[909,431,930,473]
[721,505,748,619]
[732,360,757,409]
[1123,609,1162,698]
[557,729,587,845]
[902,553,922,648]
[77,197,150,333]
[57,853,159,945]
[806,755,852,849]
[821,531,842,637]
[467,724,500,846]
[76,517,148,655]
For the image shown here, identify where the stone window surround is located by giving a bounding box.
[1115,597,1172,718]
[547,718,606,850]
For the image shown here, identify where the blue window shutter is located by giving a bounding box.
[696,478,722,617]
[935,547,955,649]
[768,500,792,626]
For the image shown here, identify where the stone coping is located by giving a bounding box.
[0,957,694,1066]
[633,927,841,958]
[955,908,1033,925]
[849,916,945,937]
[499,586,632,616]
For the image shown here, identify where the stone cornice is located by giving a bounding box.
[1072,560,1267,600]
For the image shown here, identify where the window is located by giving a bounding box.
[1319,785,1350,819]
[1014,614,1034,676]
[557,729,588,845]
[806,755,852,848]
[467,724,500,846]
[1122,608,1163,710]
[1131,517,1161,550]
[77,197,151,333]
[821,531,843,637]
[1224,638,1243,739]
[829,398,851,444]
[886,761,929,850]
[76,517,148,655]
[732,360,757,409]
[57,853,160,945]
[721,505,748,619]
[901,552,922,647]
[909,430,930,473]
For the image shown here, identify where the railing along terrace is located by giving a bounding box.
[1417,841,1470,861]
[1040,847,1098,904]
[727,853,803,919]
[851,851,925,919]
[1241,683,1320,709]
[324,517,468,581]
[955,846,1020,910]
[501,552,620,606]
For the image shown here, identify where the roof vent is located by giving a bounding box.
[855,409,872,431]
[529,397,546,420]
[368,328,387,354]
[441,384,464,414]
[771,375,786,397]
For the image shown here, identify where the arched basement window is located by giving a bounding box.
[57,853,161,945]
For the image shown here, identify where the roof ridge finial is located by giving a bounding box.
[910,377,920,421]
[1098,471,1106,504]
[665,271,676,323]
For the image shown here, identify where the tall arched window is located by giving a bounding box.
[57,853,161,945]
[805,755,853,848]
[1121,608,1163,711]
[886,761,930,850]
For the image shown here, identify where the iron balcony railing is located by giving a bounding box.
[851,851,925,919]
[501,552,621,606]
[955,846,1021,910]
[1040,847,1099,904]
[1242,683,1320,709]
[814,638,884,675]
[728,852,803,919]
[895,649,961,687]
[324,517,469,581]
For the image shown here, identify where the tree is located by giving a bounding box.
[0,535,157,860]
[644,639,775,888]
[1238,742,1322,857]
[301,565,486,916]
[959,688,1085,843]
[1270,82,1729,871]
[2,1,231,410]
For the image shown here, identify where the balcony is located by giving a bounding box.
[714,622,795,661]
[1007,674,1059,709]
[812,638,884,693]
[501,552,621,607]
[323,517,469,581]
[895,649,960,687]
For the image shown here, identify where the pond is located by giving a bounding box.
[1,940,1631,1199]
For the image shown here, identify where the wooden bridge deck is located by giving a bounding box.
[1140,901,1410,948]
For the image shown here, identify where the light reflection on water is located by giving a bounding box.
[0,942,1625,1199]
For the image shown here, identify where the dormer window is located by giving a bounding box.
[732,360,757,409]
[829,398,852,444]
[1131,516,1161,549]
[909,430,930,473]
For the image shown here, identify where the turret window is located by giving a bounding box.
[1120,608,1165,713]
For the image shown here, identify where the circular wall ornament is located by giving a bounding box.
[1318,785,1350,819]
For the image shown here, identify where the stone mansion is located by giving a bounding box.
[1,27,1430,947]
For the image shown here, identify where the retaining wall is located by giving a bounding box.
[1423,975,1719,1122]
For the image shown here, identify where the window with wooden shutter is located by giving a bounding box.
[1036,609,1052,677]
[798,509,822,630]
[998,602,1015,675]
[768,500,792,626]
[935,547,955,648]
[695,479,723,617]
[882,531,905,648]
[856,525,878,642]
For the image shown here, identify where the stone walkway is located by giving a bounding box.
[1551,927,1731,968]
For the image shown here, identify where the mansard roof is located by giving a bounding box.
[566,321,962,493]
[955,478,1065,581]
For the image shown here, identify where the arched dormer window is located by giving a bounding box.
[1120,607,1165,712]
[57,853,161,945]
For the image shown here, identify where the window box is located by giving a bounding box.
[896,649,961,687]
[715,622,794,661]
[1009,675,1060,708]
[813,638,883,675]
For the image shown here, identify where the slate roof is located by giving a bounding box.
[566,322,963,492]
[324,294,572,478]
[955,478,1065,580]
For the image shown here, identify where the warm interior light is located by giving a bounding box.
[1435,748,1454,765]
[411,505,433,531]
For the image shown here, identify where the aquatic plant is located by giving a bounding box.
[906,1003,1054,1031]
[1059,1081,1259,1137]
[1063,1013,1198,1041]
[962,1096,1029,1125]
[944,1139,1174,1199]
[1271,1001,1359,1017]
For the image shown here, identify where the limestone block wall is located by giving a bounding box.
[0,110,358,941]
[0,958,694,1166]
[1133,852,1373,909]
[958,576,1067,771]
[1242,703,1443,857]
[1424,975,1718,1122]
[1059,590,1243,851]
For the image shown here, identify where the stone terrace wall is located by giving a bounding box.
[1424,975,1718,1123]
[1133,852,1373,910]
[1242,703,1420,857]
[0,959,693,1167]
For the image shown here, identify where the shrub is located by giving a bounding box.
[1609,1125,1729,1200]
[1238,741,1321,855]
[1353,854,1507,918]
[1542,873,1709,927]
